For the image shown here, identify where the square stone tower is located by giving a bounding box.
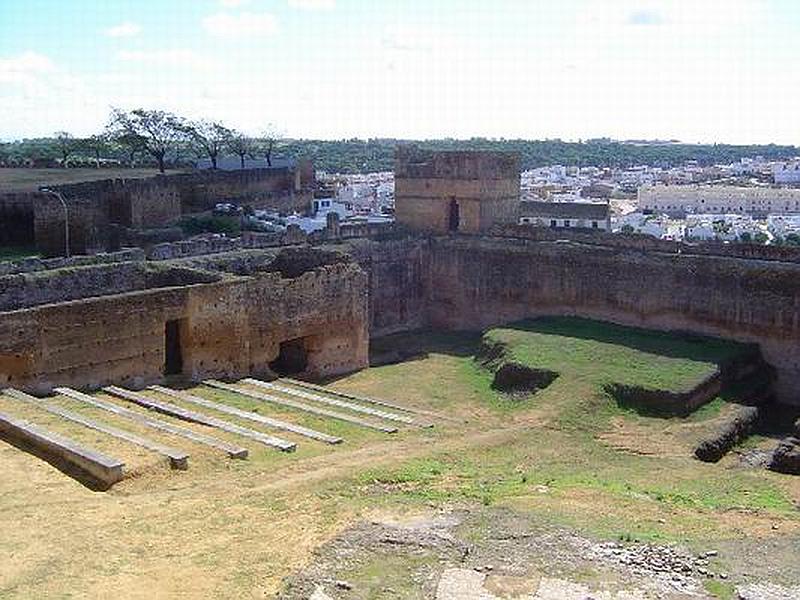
[394,145,520,234]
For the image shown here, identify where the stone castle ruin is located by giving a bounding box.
[0,162,314,257]
[1,147,800,476]
[394,145,520,233]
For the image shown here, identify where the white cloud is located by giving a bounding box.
[116,49,214,70]
[219,0,250,6]
[104,22,142,38]
[202,12,278,37]
[288,0,335,11]
[0,51,55,86]
[0,53,106,138]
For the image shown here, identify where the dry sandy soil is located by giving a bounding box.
[1,328,798,599]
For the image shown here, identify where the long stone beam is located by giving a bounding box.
[204,380,398,434]
[53,387,248,459]
[0,409,125,487]
[148,385,342,445]
[244,378,415,426]
[281,377,419,415]
[103,386,295,453]
[278,378,439,427]
[3,388,189,470]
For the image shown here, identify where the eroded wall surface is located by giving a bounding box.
[346,238,429,337]
[425,236,800,405]
[0,248,368,393]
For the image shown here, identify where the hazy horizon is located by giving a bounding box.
[2,0,799,144]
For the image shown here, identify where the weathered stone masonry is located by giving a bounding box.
[0,247,368,394]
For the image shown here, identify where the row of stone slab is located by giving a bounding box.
[0,378,431,489]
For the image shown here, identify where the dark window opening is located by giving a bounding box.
[448,199,460,232]
[269,338,309,375]
[164,320,184,376]
[550,219,557,228]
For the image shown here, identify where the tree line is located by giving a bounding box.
[0,108,282,173]
[1,110,797,174]
[279,138,799,174]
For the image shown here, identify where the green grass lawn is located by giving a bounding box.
[485,317,748,393]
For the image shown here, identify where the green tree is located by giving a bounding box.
[182,119,233,169]
[54,131,76,168]
[227,130,257,169]
[107,108,184,173]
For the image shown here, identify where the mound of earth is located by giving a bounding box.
[491,362,558,395]
[476,338,558,398]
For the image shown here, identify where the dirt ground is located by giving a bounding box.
[0,167,183,192]
[1,328,799,599]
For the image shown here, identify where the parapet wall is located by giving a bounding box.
[395,146,519,180]
[0,262,219,312]
[490,224,800,264]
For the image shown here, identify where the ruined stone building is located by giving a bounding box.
[0,163,314,257]
[394,145,520,233]
[1,149,800,414]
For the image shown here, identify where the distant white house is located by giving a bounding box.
[774,161,800,185]
[684,214,760,242]
[613,213,684,240]
[518,201,611,230]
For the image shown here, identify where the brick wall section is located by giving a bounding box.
[346,238,429,336]
[30,168,313,257]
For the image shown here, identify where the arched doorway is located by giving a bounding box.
[448,199,460,232]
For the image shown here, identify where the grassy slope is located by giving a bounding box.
[333,320,794,544]
[486,317,746,393]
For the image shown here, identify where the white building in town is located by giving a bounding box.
[518,201,611,230]
[638,185,800,217]
[773,161,800,185]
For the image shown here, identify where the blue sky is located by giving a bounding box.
[1,0,799,143]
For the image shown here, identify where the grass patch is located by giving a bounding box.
[485,317,745,394]
[704,579,736,599]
